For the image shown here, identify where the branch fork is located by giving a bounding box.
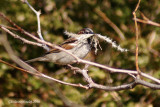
[1,0,160,91]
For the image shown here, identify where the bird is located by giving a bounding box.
[26,28,95,65]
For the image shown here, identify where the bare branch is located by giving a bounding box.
[134,18,160,27]
[1,21,160,84]
[66,65,160,91]
[0,12,80,61]
[24,0,50,51]
[78,59,160,84]
[0,33,88,89]
[0,25,44,48]
[1,1,160,91]
[133,0,141,76]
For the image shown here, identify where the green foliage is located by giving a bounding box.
[0,0,160,106]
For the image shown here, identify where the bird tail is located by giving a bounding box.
[25,57,47,63]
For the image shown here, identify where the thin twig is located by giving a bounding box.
[0,59,41,76]
[0,25,44,48]
[0,58,88,89]
[2,50,160,91]
[0,34,88,89]
[134,18,160,27]
[0,25,18,31]
[95,8,126,41]
[24,0,50,51]
[41,73,88,89]
[133,0,141,77]
[1,23,160,84]
[78,59,160,84]
[1,2,160,90]
[66,65,160,91]
[0,12,80,62]
[2,25,160,91]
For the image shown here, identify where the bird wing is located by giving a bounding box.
[46,38,77,54]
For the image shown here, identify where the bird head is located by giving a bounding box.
[77,28,94,34]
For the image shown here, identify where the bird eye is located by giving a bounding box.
[86,31,89,34]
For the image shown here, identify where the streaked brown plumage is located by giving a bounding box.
[26,28,94,65]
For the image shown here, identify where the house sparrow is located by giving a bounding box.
[26,28,94,65]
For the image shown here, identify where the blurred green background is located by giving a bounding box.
[0,0,160,106]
